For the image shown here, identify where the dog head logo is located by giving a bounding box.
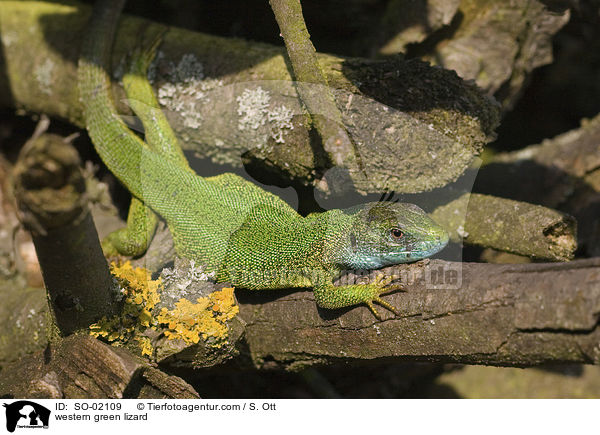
[3,401,50,432]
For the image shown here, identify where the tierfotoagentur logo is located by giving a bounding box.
[3,401,50,432]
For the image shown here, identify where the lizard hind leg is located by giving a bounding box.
[102,34,175,259]
[102,196,158,257]
[103,30,193,259]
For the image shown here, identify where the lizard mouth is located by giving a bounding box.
[387,234,449,262]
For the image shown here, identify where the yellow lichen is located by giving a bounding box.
[89,261,161,355]
[90,262,239,354]
[136,336,154,357]
[156,287,238,348]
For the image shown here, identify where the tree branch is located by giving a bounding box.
[269,0,362,186]
[12,131,119,335]
[2,256,599,370]
[0,334,200,398]
[432,193,577,261]
[223,259,600,369]
[475,112,600,257]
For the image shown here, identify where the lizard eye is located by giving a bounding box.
[390,228,404,239]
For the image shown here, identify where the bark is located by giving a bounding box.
[142,258,600,370]
[372,0,571,110]
[231,259,600,369]
[375,0,461,55]
[269,0,359,182]
[3,258,599,371]
[432,193,577,261]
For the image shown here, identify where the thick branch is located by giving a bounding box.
[475,112,600,256]
[373,0,570,110]
[0,0,498,194]
[227,259,600,369]
[2,257,599,369]
[0,334,200,398]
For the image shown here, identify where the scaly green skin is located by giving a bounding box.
[78,0,449,318]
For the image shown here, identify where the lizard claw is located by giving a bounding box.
[373,296,399,316]
[140,29,168,68]
[366,301,384,320]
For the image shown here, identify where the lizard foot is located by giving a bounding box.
[365,274,402,320]
[313,273,403,320]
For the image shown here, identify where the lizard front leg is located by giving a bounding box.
[313,273,402,319]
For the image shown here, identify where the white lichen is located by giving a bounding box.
[160,259,216,293]
[267,105,294,143]
[34,59,55,95]
[152,52,222,130]
[237,87,271,130]
[373,324,381,336]
[236,86,294,144]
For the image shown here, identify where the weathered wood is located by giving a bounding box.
[269,0,358,178]
[476,113,600,256]
[373,0,570,110]
[432,193,577,261]
[2,257,599,372]
[0,335,200,398]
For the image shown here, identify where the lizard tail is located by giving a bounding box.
[78,0,149,198]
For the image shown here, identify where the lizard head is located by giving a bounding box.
[334,202,448,270]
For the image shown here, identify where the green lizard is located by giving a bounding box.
[78,0,449,318]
